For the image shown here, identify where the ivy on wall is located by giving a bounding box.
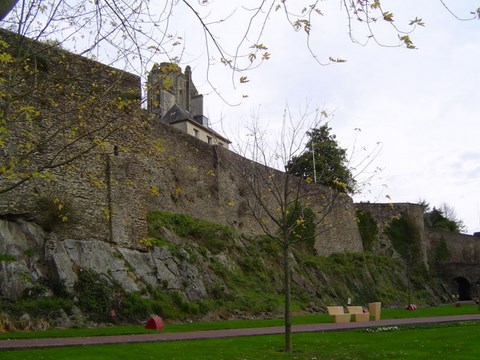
[432,235,450,265]
[356,209,378,252]
[385,213,426,275]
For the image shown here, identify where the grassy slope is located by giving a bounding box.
[144,211,451,320]
[0,212,456,330]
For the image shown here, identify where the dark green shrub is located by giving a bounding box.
[12,297,73,318]
[0,253,16,261]
[74,270,116,322]
[120,292,160,322]
[424,206,464,233]
[385,213,423,267]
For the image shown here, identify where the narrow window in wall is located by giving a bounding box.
[194,128,199,138]
[207,136,212,144]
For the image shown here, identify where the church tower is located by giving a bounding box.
[147,63,203,119]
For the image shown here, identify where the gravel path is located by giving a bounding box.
[0,314,479,351]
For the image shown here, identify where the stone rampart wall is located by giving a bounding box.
[0,28,363,256]
[0,28,142,243]
[355,203,428,265]
[107,121,363,255]
[426,229,480,264]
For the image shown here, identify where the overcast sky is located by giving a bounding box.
[169,1,480,234]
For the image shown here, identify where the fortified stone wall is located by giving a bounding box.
[0,28,143,243]
[426,229,480,264]
[108,121,363,255]
[0,28,363,255]
[355,203,428,266]
[2,28,477,307]
[213,146,363,255]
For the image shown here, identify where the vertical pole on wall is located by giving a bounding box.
[311,136,317,183]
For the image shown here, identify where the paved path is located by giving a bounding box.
[0,314,479,351]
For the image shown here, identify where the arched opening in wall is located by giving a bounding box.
[453,277,472,301]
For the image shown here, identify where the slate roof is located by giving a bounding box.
[162,104,231,144]
[162,104,195,124]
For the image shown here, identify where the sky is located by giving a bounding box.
[3,1,479,233]
[170,1,480,234]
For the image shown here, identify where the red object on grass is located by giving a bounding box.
[145,316,165,330]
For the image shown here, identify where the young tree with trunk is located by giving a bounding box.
[221,106,362,352]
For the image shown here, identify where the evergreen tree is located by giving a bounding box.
[286,124,355,194]
[420,201,466,233]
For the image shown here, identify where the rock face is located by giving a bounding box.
[0,218,207,301]
[0,214,457,327]
[0,219,47,300]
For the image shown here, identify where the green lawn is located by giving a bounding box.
[1,322,479,359]
[0,304,477,340]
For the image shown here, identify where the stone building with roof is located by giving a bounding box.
[147,62,230,148]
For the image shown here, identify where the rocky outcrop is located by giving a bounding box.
[0,214,456,328]
[0,218,207,302]
[0,219,48,300]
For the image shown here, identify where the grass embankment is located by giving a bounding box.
[0,212,454,331]
[0,304,477,340]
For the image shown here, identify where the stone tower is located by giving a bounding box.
[147,62,204,119]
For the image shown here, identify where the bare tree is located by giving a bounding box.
[219,105,363,352]
[0,1,435,84]
[2,1,478,93]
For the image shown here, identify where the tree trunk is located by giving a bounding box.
[283,240,292,353]
[0,0,19,21]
